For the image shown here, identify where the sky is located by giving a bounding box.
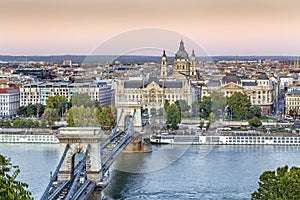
[1,0,300,56]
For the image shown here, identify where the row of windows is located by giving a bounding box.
[123,94,185,99]
[226,137,300,141]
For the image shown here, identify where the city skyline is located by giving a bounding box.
[1,0,300,56]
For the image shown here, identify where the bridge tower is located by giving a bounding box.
[56,127,105,183]
[116,101,152,153]
[116,101,143,132]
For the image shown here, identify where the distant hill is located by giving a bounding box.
[0,55,299,64]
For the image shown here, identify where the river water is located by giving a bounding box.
[1,143,300,199]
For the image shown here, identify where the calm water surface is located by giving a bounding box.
[1,144,300,199]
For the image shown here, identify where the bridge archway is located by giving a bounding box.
[56,127,105,183]
[116,101,142,132]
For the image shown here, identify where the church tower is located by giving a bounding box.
[190,50,196,76]
[161,50,167,77]
[174,40,190,76]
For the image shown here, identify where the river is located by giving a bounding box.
[1,143,300,199]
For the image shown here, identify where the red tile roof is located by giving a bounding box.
[0,88,19,94]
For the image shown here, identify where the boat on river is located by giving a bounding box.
[150,131,300,145]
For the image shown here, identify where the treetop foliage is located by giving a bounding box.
[252,165,300,200]
[0,154,33,200]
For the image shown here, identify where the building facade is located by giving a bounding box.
[285,86,300,117]
[115,77,192,113]
[0,88,20,116]
[115,40,196,113]
[20,81,112,107]
[202,73,274,115]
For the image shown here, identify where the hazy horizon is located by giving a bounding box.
[1,0,300,56]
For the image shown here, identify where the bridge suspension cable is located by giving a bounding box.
[110,109,123,139]
[41,144,70,200]
[65,144,90,200]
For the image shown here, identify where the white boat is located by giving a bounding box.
[0,134,59,144]
[150,132,300,145]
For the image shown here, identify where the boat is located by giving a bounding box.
[150,131,300,145]
[0,133,59,144]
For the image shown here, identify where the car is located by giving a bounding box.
[62,188,68,195]
[58,194,65,199]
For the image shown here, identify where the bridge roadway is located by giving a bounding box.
[42,108,141,199]
[45,131,141,200]
[101,131,141,175]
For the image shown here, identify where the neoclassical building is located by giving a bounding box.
[115,40,196,113]
[201,73,274,115]
[161,40,196,79]
[285,86,300,117]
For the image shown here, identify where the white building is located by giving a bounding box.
[285,86,300,117]
[0,88,20,116]
[20,81,112,107]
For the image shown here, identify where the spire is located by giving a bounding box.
[191,49,195,57]
[179,39,185,50]
[162,50,166,57]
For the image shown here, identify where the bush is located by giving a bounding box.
[248,117,262,127]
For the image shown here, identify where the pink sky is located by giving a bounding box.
[1,0,300,56]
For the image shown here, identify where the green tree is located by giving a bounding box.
[227,92,251,120]
[33,120,39,128]
[67,107,75,127]
[252,165,300,200]
[0,154,33,199]
[70,105,99,127]
[13,118,27,128]
[199,96,212,119]
[247,106,262,119]
[248,117,262,127]
[166,103,181,129]
[42,108,60,126]
[70,93,94,108]
[46,95,67,117]
[40,119,47,127]
[97,105,116,129]
[199,121,204,129]
[164,100,170,111]
[17,104,45,118]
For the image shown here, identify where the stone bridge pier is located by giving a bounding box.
[116,101,152,153]
[56,127,105,183]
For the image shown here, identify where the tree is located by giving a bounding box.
[0,154,33,199]
[199,96,212,119]
[68,105,99,127]
[33,120,39,128]
[166,103,181,129]
[46,95,67,117]
[17,104,45,118]
[0,119,11,128]
[199,121,204,129]
[248,117,262,127]
[226,92,251,120]
[247,106,262,119]
[42,108,60,126]
[67,107,75,127]
[70,93,94,108]
[164,100,170,111]
[97,105,116,129]
[252,165,300,200]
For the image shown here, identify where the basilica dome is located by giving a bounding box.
[175,40,189,60]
